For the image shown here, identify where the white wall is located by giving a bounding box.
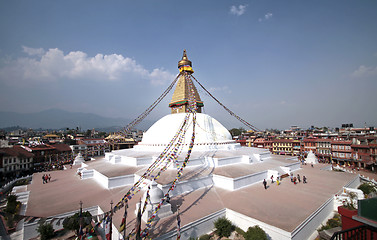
[108,174,135,189]
[213,171,268,191]
[163,176,214,197]
[291,197,335,240]
[226,208,291,240]
[155,209,226,240]
[233,171,268,190]
[93,170,109,188]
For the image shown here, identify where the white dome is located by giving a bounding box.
[140,113,233,146]
[148,181,164,204]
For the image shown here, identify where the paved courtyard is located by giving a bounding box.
[23,160,358,239]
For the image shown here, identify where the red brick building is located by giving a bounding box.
[331,138,352,165]
[302,137,317,155]
[351,136,377,170]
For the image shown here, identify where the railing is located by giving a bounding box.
[330,224,377,240]
[0,175,32,193]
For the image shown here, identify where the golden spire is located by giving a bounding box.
[178,49,194,73]
[169,50,203,114]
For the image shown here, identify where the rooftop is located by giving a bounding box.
[25,160,357,238]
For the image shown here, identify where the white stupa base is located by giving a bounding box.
[136,202,173,222]
[305,150,318,164]
[73,153,85,165]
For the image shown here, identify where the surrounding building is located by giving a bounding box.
[238,129,377,171]
[316,139,332,162]
[302,137,317,155]
[272,139,293,155]
[0,145,34,179]
[331,138,353,166]
[76,138,110,159]
[105,134,137,151]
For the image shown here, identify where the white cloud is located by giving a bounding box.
[22,46,45,56]
[351,65,377,78]
[149,68,176,85]
[208,86,232,94]
[230,5,247,16]
[259,12,273,22]
[0,47,174,85]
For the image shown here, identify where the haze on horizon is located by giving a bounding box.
[0,1,376,131]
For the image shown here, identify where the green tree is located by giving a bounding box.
[37,222,55,240]
[229,128,241,137]
[5,195,20,215]
[85,129,92,137]
[229,128,246,137]
[214,217,235,238]
[199,234,211,240]
[63,211,92,235]
[244,225,267,240]
[358,183,377,196]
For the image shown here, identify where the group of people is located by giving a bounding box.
[42,174,51,184]
[290,173,307,184]
[263,174,281,189]
[263,173,308,189]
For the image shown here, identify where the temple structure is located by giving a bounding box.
[18,51,361,240]
[169,50,203,114]
[305,150,319,165]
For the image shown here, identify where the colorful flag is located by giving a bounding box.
[105,215,111,240]
[119,202,128,232]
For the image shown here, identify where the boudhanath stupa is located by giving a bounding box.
[18,51,359,240]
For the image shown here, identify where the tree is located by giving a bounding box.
[85,129,92,137]
[229,128,246,137]
[63,211,92,235]
[37,222,55,240]
[5,195,20,215]
[214,217,235,238]
[244,225,267,240]
[199,234,211,240]
[358,183,377,196]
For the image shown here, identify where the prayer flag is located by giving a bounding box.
[119,202,128,232]
[105,215,111,240]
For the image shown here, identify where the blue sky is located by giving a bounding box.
[0,0,376,130]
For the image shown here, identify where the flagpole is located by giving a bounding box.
[123,202,128,240]
[136,199,142,240]
[79,200,83,240]
[110,200,113,240]
[176,208,181,240]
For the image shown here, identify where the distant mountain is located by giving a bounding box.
[0,109,154,130]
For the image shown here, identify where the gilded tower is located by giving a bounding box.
[169,50,204,114]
